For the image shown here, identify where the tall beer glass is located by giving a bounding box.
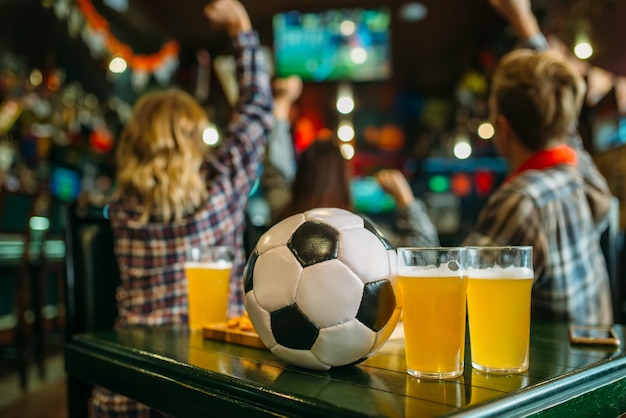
[397,247,467,379]
[185,245,233,332]
[466,246,533,373]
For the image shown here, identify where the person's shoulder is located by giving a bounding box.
[504,166,582,202]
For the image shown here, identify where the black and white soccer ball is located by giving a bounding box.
[243,207,401,371]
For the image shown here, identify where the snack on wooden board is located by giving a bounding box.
[226,312,255,332]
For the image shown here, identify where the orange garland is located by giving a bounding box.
[75,0,179,73]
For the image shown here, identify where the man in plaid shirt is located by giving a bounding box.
[90,0,274,416]
[463,0,614,325]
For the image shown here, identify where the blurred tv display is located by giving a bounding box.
[50,167,81,202]
[273,8,392,82]
[351,176,396,214]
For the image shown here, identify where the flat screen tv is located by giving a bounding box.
[273,8,392,82]
[350,176,396,214]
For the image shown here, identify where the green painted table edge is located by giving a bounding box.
[64,324,626,418]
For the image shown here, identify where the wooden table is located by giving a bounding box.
[65,322,626,417]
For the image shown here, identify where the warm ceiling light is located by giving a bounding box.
[202,125,220,146]
[574,41,593,60]
[477,122,495,139]
[108,56,128,73]
[340,143,355,160]
[337,122,355,142]
[337,97,355,114]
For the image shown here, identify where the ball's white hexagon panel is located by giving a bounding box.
[296,259,363,328]
[253,246,302,312]
[271,345,330,371]
[339,228,392,284]
[255,213,305,254]
[244,291,276,350]
[312,319,376,367]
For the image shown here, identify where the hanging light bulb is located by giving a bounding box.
[340,143,355,160]
[337,120,355,142]
[202,124,220,146]
[477,122,495,140]
[108,56,128,73]
[453,133,472,160]
[574,37,593,60]
[336,82,354,114]
[573,21,593,60]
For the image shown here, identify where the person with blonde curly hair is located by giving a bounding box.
[90,1,274,416]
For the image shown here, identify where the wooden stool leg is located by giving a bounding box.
[33,260,46,379]
[16,263,29,391]
[56,265,66,329]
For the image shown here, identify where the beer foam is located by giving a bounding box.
[398,264,464,277]
[184,261,233,270]
[467,265,533,279]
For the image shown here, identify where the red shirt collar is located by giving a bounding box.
[505,144,578,183]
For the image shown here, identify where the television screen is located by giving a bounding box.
[351,176,396,214]
[273,8,392,82]
[50,167,81,202]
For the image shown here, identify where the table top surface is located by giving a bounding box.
[65,321,626,418]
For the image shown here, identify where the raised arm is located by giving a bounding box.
[203,0,274,198]
[489,0,541,42]
[268,76,302,181]
[375,169,439,247]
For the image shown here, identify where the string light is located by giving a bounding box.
[337,121,355,142]
[108,56,127,73]
[477,122,495,139]
[202,125,220,146]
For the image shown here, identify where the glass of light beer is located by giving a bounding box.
[466,246,533,373]
[184,245,233,332]
[397,247,468,379]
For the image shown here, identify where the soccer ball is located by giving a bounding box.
[243,207,401,370]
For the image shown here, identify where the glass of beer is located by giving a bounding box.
[397,247,468,379]
[466,246,533,373]
[184,245,233,332]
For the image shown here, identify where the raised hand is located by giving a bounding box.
[375,169,415,209]
[204,0,252,37]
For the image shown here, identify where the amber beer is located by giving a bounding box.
[185,246,233,332]
[397,247,467,379]
[466,246,533,373]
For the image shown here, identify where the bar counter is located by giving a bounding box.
[65,322,626,417]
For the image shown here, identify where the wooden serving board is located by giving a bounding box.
[203,322,268,350]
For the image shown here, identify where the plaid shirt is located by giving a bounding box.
[91,31,273,418]
[463,34,614,326]
[463,134,613,325]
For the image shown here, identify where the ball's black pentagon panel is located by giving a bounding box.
[356,279,396,332]
[271,304,320,350]
[287,221,339,268]
[243,250,259,294]
[362,217,393,250]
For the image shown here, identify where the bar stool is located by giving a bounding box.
[0,189,38,391]
[31,193,67,380]
[63,203,119,417]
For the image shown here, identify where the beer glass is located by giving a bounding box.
[397,247,468,379]
[466,246,533,373]
[185,245,233,332]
